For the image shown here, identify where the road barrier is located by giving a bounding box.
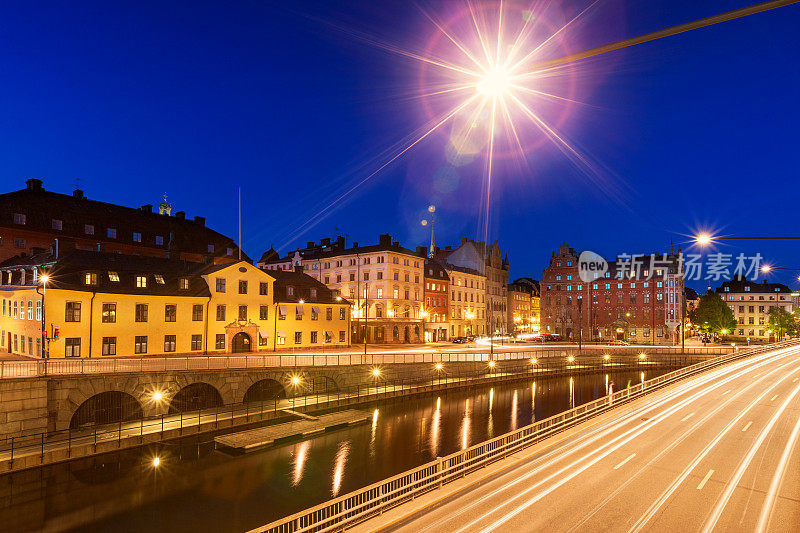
[253,340,798,533]
[0,345,731,378]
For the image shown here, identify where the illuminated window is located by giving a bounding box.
[108,271,119,282]
[84,272,97,285]
[154,274,165,284]
[136,276,147,288]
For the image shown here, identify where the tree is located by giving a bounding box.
[767,307,796,340]
[689,291,737,337]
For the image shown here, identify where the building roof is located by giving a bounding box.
[423,258,449,281]
[715,276,791,295]
[508,281,534,295]
[0,250,210,296]
[442,262,483,278]
[267,269,350,305]
[512,277,540,296]
[0,179,248,262]
[259,234,419,265]
[684,287,700,300]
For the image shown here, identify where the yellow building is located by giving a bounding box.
[445,264,486,337]
[260,234,426,344]
[509,277,540,336]
[0,250,350,357]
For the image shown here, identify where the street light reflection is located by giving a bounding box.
[331,441,351,496]
[460,398,472,450]
[510,390,518,431]
[430,397,441,457]
[292,441,311,486]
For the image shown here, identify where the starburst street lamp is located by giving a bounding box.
[694,233,800,246]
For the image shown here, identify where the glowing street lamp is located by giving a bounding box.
[694,232,800,246]
[37,272,51,359]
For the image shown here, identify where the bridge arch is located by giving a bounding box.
[168,382,223,414]
[70,391,143,430]
[242,379,287,404]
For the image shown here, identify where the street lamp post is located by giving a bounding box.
[36,273,50,359]
[577,296,583,352]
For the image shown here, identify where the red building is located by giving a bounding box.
[422,256,449,341]
[0,179,246,264]
[540,243,684,345]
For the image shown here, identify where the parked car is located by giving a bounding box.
[543,334,562,342]
[607,340,629,346]
[452,337,469,344]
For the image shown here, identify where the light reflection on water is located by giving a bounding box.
[460,398,472,449]
[430,397,441,457]
[6,369,672,533]
[332,441,351,496]
[292,440,310,487]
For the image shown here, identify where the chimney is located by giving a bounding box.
[141,204,153,212]
[73,189,84,199]
[336,236,345,248]
[392,241,399,247]
[295,264,304,274]
[462,237,468,245]
[26,178,43,191]
[321,238,331,246]
[175,211,185,219]
[306,241,314,248]
[416,246,427,257]
[194,216,205,227]
[352,242,359,248]
[379,233,392,246]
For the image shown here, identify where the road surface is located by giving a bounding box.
[356,343,800,532]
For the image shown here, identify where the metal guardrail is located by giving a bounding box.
[253,341,797,533]
[0,345,731,378]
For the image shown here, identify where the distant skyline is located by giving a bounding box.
[1,1,798,289]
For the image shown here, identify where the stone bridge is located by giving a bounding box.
[0,346,730,439]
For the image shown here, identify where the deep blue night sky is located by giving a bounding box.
[1,1,798,289]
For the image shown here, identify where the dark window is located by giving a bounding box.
[238,305,247,321]
[165,304,177,322]
[65,338,81,357]
[310,331,318,344]
[65,301,81,322]
[326,307,333,320]
[215,334,225,350]
[164,335,177,352]
[101,303,116,323]
[339,331,345,343]
[216,305,226,321]
[294,331,302,344]
[259,282,269,295]
[260,305,269,320]
[135,303,148,322]
[102,337,116,356]
[135,336,147,354]
[192,304,203,321]
[191,334,202,350]
[215,278,226,293]
[339,308,346,320]
[239,280,248,294]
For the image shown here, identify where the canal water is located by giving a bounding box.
[0,368,669,533]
